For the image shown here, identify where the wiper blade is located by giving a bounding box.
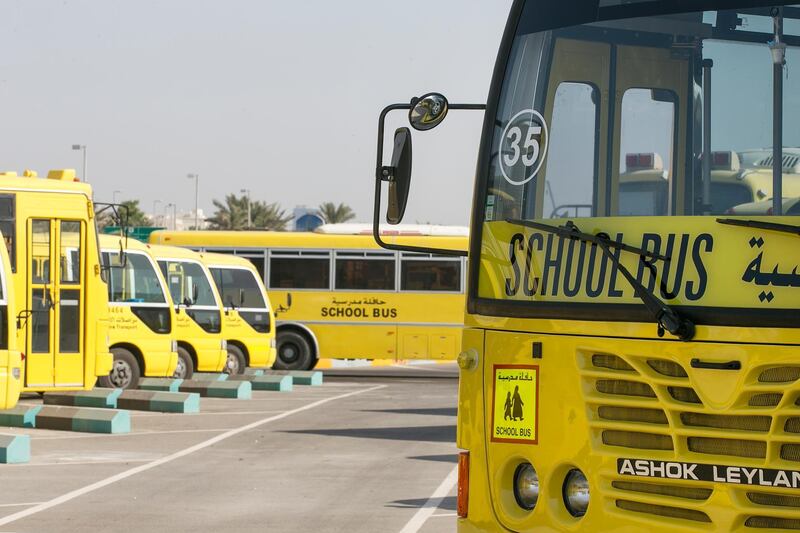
[509,218,669,261]
[716,218,800,236]
[507,219,695,341]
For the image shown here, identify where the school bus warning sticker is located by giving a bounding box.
[491,365,539,444]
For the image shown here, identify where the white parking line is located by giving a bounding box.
[0,502,44,508]
[398,466,458,533]
[0,384,385,527]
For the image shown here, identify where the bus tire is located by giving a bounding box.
[99,348,141,390]
[274,330,314,370]
[173,346,194,380]
[224,344,246,375]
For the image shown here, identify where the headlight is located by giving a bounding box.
[513,463,539,510]
[563,469,589,517]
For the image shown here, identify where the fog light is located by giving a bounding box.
[513,463,539,510]
[563,469,589,517]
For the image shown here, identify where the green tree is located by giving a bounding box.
[318,202,356,224]
[207,194,291,230]
[97,199,152,229]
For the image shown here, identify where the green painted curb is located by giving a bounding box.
[191,373,228,381]
[44,388,122,409]
[139,378,183,392]
[270,370,323,386]
[150,392,200,413]
[228,374,292,392]
[179,380,250,399]
[35,406,131,434]
[0,433,30,464]
[0,405,41,428]
[243,368,265,377]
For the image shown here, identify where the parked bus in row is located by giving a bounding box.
[202,252,277,373]
[148,244,228,378]
[0,227,20,409]
[98,235,178,389]
[372,1,800,530]
[150,225,468,370]
[0,169,111,393]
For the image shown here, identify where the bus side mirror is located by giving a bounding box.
[385,127,413,225]
[408,92,449,131]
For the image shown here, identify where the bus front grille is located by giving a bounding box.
[581,353,800,526]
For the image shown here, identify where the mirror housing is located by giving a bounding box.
[386,128,413,224]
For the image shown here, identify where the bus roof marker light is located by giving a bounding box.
[408,93,449,131]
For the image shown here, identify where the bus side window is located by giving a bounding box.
[544,82,599,219]
[335,254,395,291]
[617,88,677,216]
[400,256,461,292]
[269,253,330,289]
[0,195,14,272]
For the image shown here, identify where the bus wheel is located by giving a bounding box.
[173,347,194,380]
[224,345,246,375]
[99,348,141,390]
[274,331,313,370]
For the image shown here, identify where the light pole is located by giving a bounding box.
[113,190,122,203]
[240,188,251,228]
[153,199,161,226]
[165,203,176,230]
[187,173,199,230]
[71,144,87,182]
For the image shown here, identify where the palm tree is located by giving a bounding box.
[207,194,291,230]
[97,199,152,229]
[318,202,356,224]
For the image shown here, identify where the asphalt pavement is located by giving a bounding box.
[0,364,460,533]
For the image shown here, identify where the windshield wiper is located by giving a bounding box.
[507,219,695,341]
[716,218,800,237]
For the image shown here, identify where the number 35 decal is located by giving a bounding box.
[499,109,549,186]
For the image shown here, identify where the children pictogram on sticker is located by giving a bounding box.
[492,365,539,444]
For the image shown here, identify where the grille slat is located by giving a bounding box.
[687,437,766,459]
[749,393,783,407]
[599,406,668,425]
[668,386,703,404]
[647,359,688,378]
[596,380,656,398]
[592,354,636,372]
[748,492,800,508]
[602,430,673,450]
[681,413,771,433]
[745,516,800,529]
[759,367,800,383]
[612,481,711,501]
[615,500,711,523]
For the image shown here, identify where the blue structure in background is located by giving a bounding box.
[293,207,324,231]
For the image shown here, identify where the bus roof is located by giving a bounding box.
[149,229,468,252]
[313,223,468,236]
[147,243,210,262]
[99,233,154,253]
[200,252,258,270]
[0,169,93,196]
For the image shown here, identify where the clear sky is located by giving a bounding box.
[0,0,513,226]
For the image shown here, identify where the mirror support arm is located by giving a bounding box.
[372,101,484,257]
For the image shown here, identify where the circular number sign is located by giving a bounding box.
[499,109,549,186]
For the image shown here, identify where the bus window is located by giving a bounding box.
[105,252,168,304]
[400,255,461,292]
[210,267,267,309]
[0,195,14,271]
[59,221,82,353]
[618,88,676,216]
[269,252,330,289]
[239,255,265,282]
[710,182,753,214]
[335,252,395,291]
[545,82,599,219]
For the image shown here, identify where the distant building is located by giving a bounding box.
[147,208,209,230]
[293,206,324,232]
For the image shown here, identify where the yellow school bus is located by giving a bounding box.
[150,225,468,370]
[98,235,178,388]
[0,169,111,392]
[148,244,227,378]
[0,228,21,409]
[373,1,800,530]
[201,252,276,372]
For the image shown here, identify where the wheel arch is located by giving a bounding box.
[176,341,199,368]
[227,339,249,365]
[110,343,145,375]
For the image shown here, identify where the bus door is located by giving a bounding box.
[26,219,85,387]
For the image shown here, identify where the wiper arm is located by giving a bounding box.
[507,219,695,341]
[716,218,800,237]
[509,219,669,261]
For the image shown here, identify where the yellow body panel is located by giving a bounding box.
[148,244,227,372]
[0,172,111,392]
[0,229,21,409]
[100,235,177,377]
[201,252,276,368]
[150,229,467,362]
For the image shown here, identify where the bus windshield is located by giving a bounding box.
[104,251,167,304]
[210,267,267,309]
[159,260,217,307]
[482,2,800,224]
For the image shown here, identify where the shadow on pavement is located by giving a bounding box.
[408,454,457,463]
[285,425,456,443]
[361,407,457,417]
[387,496,457,511]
